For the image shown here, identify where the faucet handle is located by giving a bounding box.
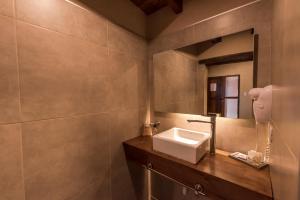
[150,121,160,128]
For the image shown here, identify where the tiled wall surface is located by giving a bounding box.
[0,0,148,199]
[270,0,300,199]
[146,0,256,39]
[71,0,147,38]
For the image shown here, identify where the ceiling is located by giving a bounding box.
[130,0,183,15]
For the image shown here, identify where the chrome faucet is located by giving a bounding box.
[150,121,161,135]
[187,115,216,155]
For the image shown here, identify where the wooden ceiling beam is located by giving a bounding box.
[198,51,254,66]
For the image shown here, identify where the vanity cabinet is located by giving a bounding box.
[123,136,273,200]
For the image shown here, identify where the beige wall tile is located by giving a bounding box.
[0,0,14,17]
[0,124,24,200]
[149,26,196,55]
[0,15,21,123]
[108,50,144,111]
[137,59,149,108]
[70,0,147,38]
[15,0,107,45]
[270,127,299,200]
[146,0,255,39]
[17,21,111,121]
[70,6,107,46]
[16,0,75,34]
[271,0,300,198]
[0,1,148,200]
[22,114,110,200]
[110,108,148,200]
[108,22,147,60]
[68,177,111,200]
[271,0,300,157]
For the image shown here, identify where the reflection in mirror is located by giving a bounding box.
[153,29,256,119]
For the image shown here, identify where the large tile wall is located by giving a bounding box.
[0,0,148,199]
[71,0,147,38]
[146,0,256,39]
[270,0,300,199]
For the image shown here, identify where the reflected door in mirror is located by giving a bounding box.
[207,75,240,118]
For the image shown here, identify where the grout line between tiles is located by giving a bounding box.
[154,0,262,39]
[15,18,108,48]
[108,114,112,200]
[0,12,15,20]
[0,9,15,19]
[15,18,147,62]
[13,0,26,198]
[107,17,110,57]
[18,123,26,200]
[0,106,147,126]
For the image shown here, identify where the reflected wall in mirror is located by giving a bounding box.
[153,29,257,119]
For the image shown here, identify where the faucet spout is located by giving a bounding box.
[187,116,216,155]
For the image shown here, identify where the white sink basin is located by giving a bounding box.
[153,128,210,164]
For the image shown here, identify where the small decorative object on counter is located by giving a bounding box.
[229,152,268,169]
[143,123,152,136]
[143,121,161,135]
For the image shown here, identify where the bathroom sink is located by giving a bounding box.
[153,128,210,164]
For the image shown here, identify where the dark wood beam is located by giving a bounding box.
[253,35,259,87]
[130,0,168,15]
[130,0,182,15]
[167,0,183,14]
[198,51,254,66]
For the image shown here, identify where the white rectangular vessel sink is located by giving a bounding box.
[153,127,210,164]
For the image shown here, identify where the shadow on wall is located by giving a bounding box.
[146,5,180,39]
[71,0,147,37]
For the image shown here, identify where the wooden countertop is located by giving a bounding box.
[123,136,273,200]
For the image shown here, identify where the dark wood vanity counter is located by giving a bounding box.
[123,136,273,200]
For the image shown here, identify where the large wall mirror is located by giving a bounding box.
[153,29,258,119]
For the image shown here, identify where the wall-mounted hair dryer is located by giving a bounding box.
[229,85,273,167]
[248,85,272,123]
